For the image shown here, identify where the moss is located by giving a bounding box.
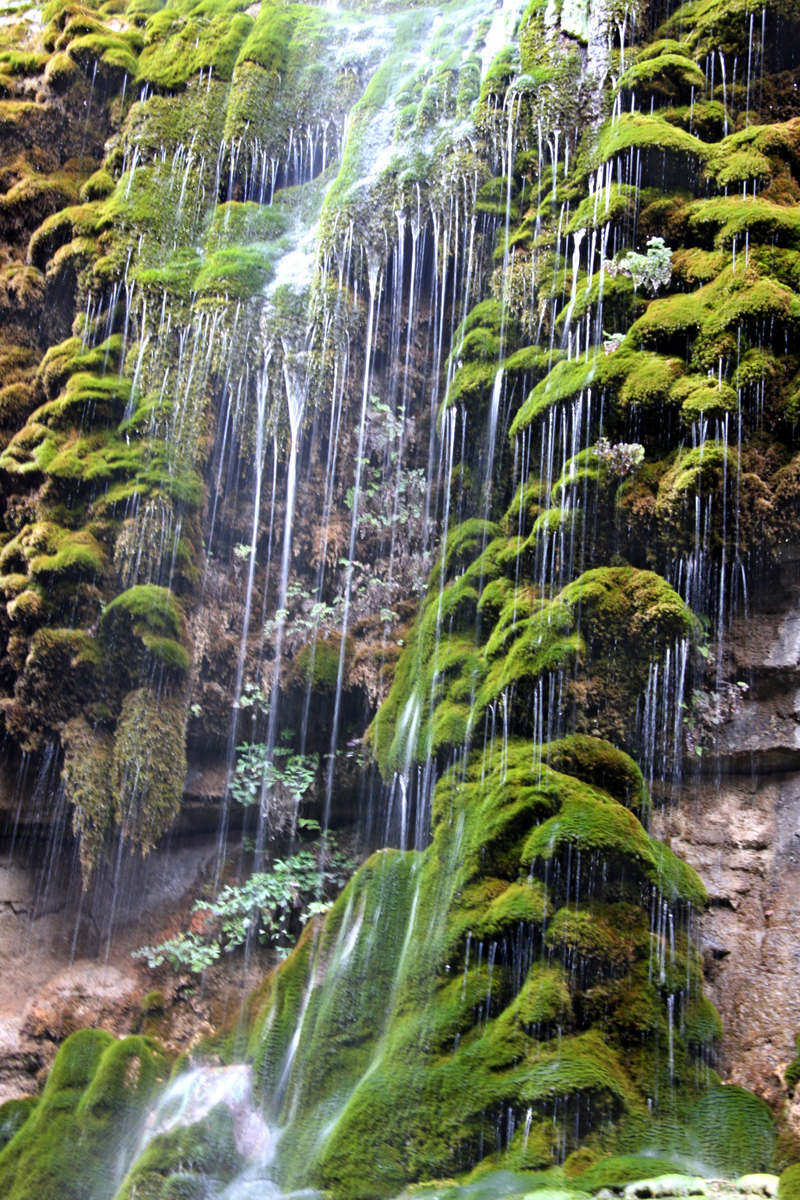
[0,1100,36,1152]
[567,184,636,234]
[0,1030,169,1200]
[240,715,712,1197]
[445,360,499,409]
[36,370,131,431]
[0,381,37,428]
[542,736,649,811]
[671,374,738,423]
[475,176,520,221]
[66,31,139,79]
[684,994,724,1048]
[780,1166,800,1200]
[141,990,165,1015]
[194,244,276,298]
[691,1086,776,1177]
[138,8,253,87]
[79,168,115,202]
[0,347,39,386]
[295,631,352,691]
[617,53,706,101]
[28,202,105,270]
[0,172,79,241]
[510,354,600,437]
[115,1103,241,1199]
[523,787,706,906]
[0,522,105,594]
[595,114,710,168]
[100,584,190,683]
[62,713,114,886]
[205,200,289,249]
[573,1156,693,1190]
[113,686,187,852]
[616,351,684,411]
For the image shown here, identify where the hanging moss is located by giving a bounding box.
[112,686,187,852]
[62,713,115,887]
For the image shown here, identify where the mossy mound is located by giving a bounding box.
[114,1102,243,1199]
[0,1030,170,1200]
[780,1166,800,1200]
[369,533,695,778]
[240,729,714,1198]
[100,584,191,682]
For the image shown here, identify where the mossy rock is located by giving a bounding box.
[115,1102,242,1199]
[295,631,353,691]
[779,1166,800,1200]
[0,1030,169,1200]
[100,584,190,683]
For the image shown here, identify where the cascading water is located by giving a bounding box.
[1,0,800,1195]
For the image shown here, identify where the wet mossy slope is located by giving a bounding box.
[0,0,799,1192]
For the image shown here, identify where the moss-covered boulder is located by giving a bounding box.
[0,1030,170,1200]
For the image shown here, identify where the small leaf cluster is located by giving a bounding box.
[134,828,355,971]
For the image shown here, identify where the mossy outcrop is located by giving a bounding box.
[238,736,714,1197]
[0,1029,170,1200]
[0,0,798,1188]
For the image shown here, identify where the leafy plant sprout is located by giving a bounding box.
[134,824,355,970]
[605,236,673,295]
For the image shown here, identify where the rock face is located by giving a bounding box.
[653,566,800,1111]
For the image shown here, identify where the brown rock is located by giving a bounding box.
[23,961,142,1041]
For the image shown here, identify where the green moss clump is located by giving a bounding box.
[0,1100,36,1153]
[0,1030,169,1200]
[62,714,114,886]
[194,245,276,298]
[137,8,253,87]
[205,200,289,249]
[100,584,190,682]
[542,736,649,811]
[780,1165,800,1200]
[79,169,115,203]
[595,113,710,168]
[572,1156,693,1190]
[510,355,600,437]
[13,628,103,735]
[113,686,187,852]
[691,1086,776,1177]
[295,632,352,691]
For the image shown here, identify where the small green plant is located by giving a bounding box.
[237,681,270,714]
[133,833,355,970]
[593,437,645,477]
[607,236,672,295]
[229,740,319,806]
[133,931,220,972]
[233,542,252,560]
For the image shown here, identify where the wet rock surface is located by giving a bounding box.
[653,574,800,1115]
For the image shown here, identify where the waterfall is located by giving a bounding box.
[0,0,798,1193]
